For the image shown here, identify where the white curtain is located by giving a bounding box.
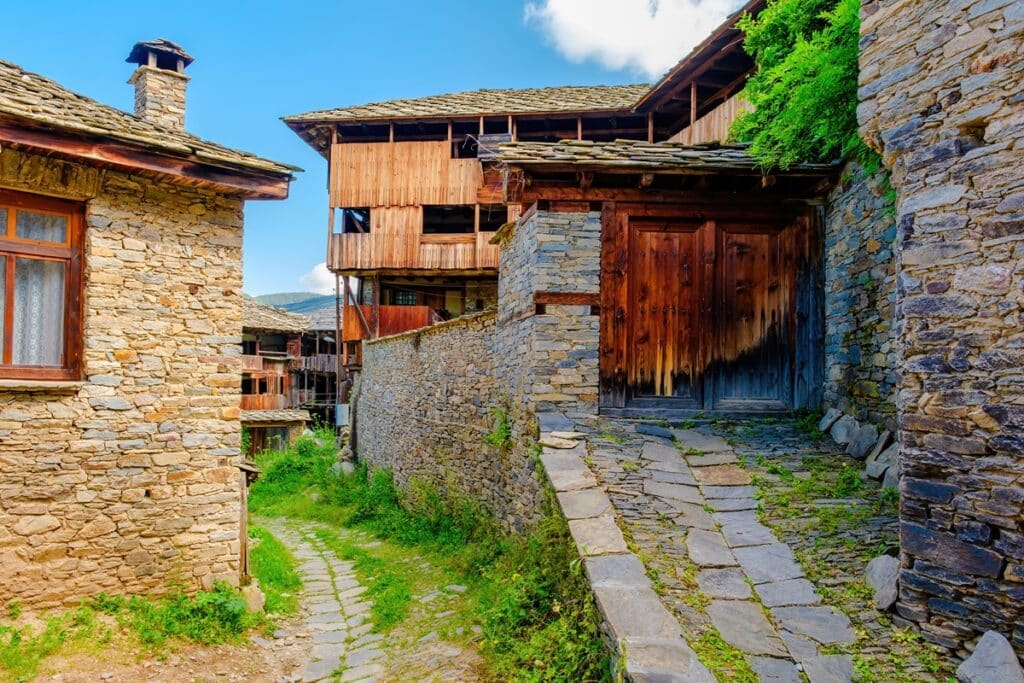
[12,257,64,366]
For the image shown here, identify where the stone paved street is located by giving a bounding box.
[262,520,386,683]
[574,417,957,683]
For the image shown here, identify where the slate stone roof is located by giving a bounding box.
[241,409,311,424]
[284,84,652,123]
[0,59,297,176]
[243,298,308,333]
[303,306,338,332]
[497,140,837,173]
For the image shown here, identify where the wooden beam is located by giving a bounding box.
[647,112,654,143]
[534,291,600,306]
[690,82,698,127]
[577,116,583,141]
[343,276,371,337]
[0,116,291,199]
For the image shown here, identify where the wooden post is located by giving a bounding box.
[335,274,342,407]
[389,122,395,143]
[690,82,698,127]
[647,112,654,143]
[479,116,484,135]
[371,276,381,338]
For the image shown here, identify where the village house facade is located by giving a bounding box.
[0,40,294,608]
[289,0,1022,665]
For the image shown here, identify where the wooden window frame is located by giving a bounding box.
[0,188,84,381]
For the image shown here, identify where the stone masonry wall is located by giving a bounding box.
[860,0,1024,656]
[823,163,898,429]
[130,66,189,130]
[0,148,245,609]
[356,311,544,532]
[497,207,600,415]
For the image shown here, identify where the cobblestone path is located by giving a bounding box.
[261,520,386,683]
[584,419,857,683]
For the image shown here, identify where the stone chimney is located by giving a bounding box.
[126,39,194,130]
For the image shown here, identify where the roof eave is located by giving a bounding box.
[0,114,296,200]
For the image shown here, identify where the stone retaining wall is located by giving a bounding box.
[823,164,898,429]
[0,148,245,608]
[355,311,544,532]
[860,0,1024,656]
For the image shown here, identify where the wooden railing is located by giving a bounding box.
[240,355,263,372]
[241,394,289,410]
[342,305,434,342]
[299,354,337,373]
[329,231,500,272]
[669,94,751,145]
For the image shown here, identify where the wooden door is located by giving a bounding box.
[710,222,794,410]
[627,218,707,408]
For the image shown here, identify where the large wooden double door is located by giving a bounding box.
[600,204,821,413]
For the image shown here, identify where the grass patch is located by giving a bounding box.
[248,429,609,681]
[692,627,758,683]
[1,583,261,682]
[250,526,303,616]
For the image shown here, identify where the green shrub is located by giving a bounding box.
[731,0,877,169]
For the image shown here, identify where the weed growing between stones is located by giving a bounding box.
[249,525,303,617]
[484,407,513,450]
[691,628,758,683]
[248,430,609,681]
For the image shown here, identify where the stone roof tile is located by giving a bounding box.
[243,298,308,333]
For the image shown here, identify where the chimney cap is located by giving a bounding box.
[126,39,194,71]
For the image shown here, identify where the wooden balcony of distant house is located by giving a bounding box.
[341,304,438,342]
[240,394,290,410]
[297,354,337,373]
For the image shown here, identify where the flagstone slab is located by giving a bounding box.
[771,606,856,645]
[557,488,613,519]
[801,654,855,683]
[622,637,716,683]
[541,450,597,491]
[734,543,804,584]
[685,451,739,467]
[686,529,737,567]
[719,518,777,548]
[696,567,752,599]
[749,657,803,683]
[647,469,697,485]
[707,496,758,511]
[673,429,732,453]
[643,479,703,503]
[637,423,675,439]
[692,464,752,486]
[756,578,821,607]
[585,553,650,588]
[592,584,683,640]
[568,514,629,555]
[671,501,718,530]
[707,600,788,657]
[703,485,758,499]
[642,440,683,463]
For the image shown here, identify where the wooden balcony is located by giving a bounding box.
[241,394,289,410]
[328,230,499,273]
[342,305,434,342]
[299,354,337,373]
[240,354,263,372]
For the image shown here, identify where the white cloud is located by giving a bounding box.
[525,0,746,79]
[298,262,336,295]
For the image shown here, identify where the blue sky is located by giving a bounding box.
[3,0,741,296]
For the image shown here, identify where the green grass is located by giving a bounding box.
[250,526,303,616]
[0,583,261,682]
[692,627,758,683]
[248,429,609,681]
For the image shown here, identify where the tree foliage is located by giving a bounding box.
[730,0,875,169]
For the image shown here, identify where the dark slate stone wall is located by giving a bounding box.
[823,163,898,429]
[859,0,1024,658]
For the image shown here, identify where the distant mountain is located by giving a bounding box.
[254,291,320,307]
[282,295,336,314]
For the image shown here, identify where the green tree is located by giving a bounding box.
[730,0,875,170]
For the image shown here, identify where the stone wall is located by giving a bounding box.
[823,164,898,428]
[355,311,544,532]
[0,148,245,608]
[130,65,189,130]
[496,207,600,415]
[859,0,1024,656]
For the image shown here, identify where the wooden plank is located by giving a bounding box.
[534,292,600,306]
[599,202,628,408]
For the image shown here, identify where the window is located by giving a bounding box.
[392,290,417,306]
[422,205,475,234]
[340,208,370,234]
[479,204,508,233]
[0,189,83,380]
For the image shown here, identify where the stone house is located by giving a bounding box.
[292,0,1022,660]
[0,39,295,608]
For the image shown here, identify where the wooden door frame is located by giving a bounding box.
[599,200,814,414]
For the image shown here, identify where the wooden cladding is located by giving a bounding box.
[669,94,751,146]
[342,304,433,342]
[330,141,481,208]
[600,202,823,412]
[240,394,289,410]
[330,230,500,272]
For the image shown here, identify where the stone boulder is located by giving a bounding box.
[847,424,879,459]
[866,443,899,480]
[818,408,843,432]
[865,555,899,610]
[956,631,1024,683]
[242,582,266,613]
[829,415,860,445]
[882,464,900,491]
